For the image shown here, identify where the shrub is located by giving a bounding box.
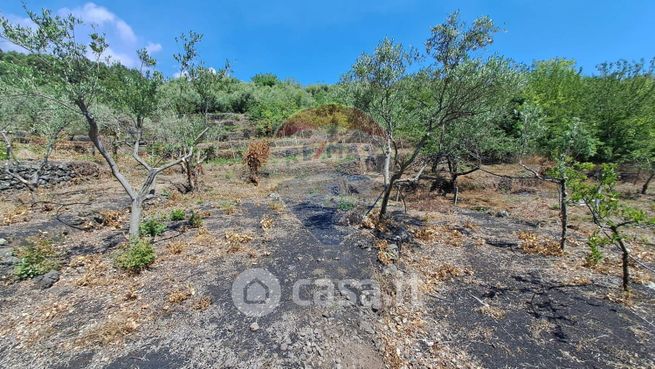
[170,209,186,221]
[337,198,356,211]
[243,140,270,185]
[140,218,167,237]
[114,239,156,272]
[189,211,204,228]
[14,239,60,279]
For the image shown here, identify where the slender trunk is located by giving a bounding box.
[614,230,630,291]
[641,171,654,195]
[452,175,459,205]
[129,197,144,239]
[184,160,194,191]
[383,136,391,187]
[379,174,399,220]
[1,131,13,162]
[559,180,568,250]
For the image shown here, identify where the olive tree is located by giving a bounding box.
[172,31,227,191]
[0,8,198,239]
[570,164,655,291]
[343,38,415,190]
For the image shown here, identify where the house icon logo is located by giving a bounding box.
[231,268,281,317]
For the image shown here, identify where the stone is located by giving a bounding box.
[382,264,398,276]
[359,320,375,335]
[280,343,288,351]
[495,210,510,218]
[249,322,259,331]
[387,243,399,261]
[36,270,60,289]
[0,238,7,246]
[269,192,281,201]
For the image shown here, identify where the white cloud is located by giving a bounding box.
[145,42,163,54]
[115,20,137,43]
[74,2,115,24]
[2,4,161,68]
[88,46,136,67]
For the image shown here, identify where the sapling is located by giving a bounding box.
[570,163,655,291]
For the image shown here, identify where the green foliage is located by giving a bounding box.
[569,163,655,289]
[140,218,167,237]
[279,104,381,136]
[337,198,356,211]
[114,239,156,272]
[586,232,608,266]
[189,211,204,228]
[14,239,60,279]
[170,209,186,221]
[252,73,280,87]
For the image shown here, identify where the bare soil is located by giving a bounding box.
[0,145,653,369]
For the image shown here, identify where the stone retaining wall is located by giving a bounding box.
[0,161,100,191]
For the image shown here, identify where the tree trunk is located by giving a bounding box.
[641,171,654,195]
[379,174,399,220]
[383,136,391,187]
[612,227,630,291]
[184,160,195,192]
[559,180,568,250]
[451,175,459,205]
[129,197,144,239]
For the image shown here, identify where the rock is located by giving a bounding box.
[280,343,288,351]
[0,238,7,246]
[0,247,18,266]
[359,320,375,335]
[495,210,510,218]
[250,322,259,331]
[269,192,281,201]
[382,264,398,276]
[36,270,60,289]
[387,244,399,261]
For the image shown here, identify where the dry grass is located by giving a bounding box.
[260,215,274,231]
[78,315,139,346]
[476,304,507,320]
[166,241,187,255]
[72,255,112,287]
[518,231,563,256]
[167,285,195,304]
[225,230,254,244]
[269,201,284,212]
[192,296,213,311]
[0,203,30,225]
[96,210,123,229]
[413,225,467,247]
[433,264,472,281]
[374,239,395,265]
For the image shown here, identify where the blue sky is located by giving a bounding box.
[1,0,654,84]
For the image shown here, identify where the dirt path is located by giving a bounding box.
[62,168,386,369]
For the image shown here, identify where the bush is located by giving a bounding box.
[243,140,270,185]
[337,198,356,211]
[14,239,60,279]
[114,239,156,272]
[189,211,204,228]
[170,209,186,221]
[140,218,167,237]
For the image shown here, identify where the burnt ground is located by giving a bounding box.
[0,156,654,369]
[378,205,655,368]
